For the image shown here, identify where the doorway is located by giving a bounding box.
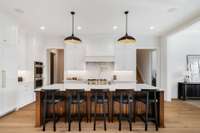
[50,52,55,84]
[136,49,157,86]
[48,49,64,84]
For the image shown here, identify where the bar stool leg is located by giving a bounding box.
[119,96,122,131]
[108,97,110,122]
[112,97,114,122]
[154,101,158,131]
[90,99,92,122]
[145,96,149,131]
[68,98,72,131]
[78,100,81,131]
[128,100,132,131]
[133,99,136,122]
[86,100,89,122]
[93,97,97,131]
[42,100,47,131]
[65,99,68,122]
[103,97,106,131]
[53,101,56,132]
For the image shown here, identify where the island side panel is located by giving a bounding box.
[35,91,42,127]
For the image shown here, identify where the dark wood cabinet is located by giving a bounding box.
[178,82,200,100]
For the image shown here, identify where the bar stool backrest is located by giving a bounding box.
[42,89,59,101]
[115,89,134,99]
[91,89,109,99]
[141,89,157,101]
[66,89,85,100]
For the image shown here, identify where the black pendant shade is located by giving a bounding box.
[118,11,136,44]
[64,11,82,44]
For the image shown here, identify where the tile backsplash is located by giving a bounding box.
[65,62,135,82]
[18,70,34,82]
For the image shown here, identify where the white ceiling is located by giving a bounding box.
[0,0,200,38]
[174,21,200,36]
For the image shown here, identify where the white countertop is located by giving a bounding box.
[35,82,161,92]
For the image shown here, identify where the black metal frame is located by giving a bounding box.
[90,89,109,131]
[42,89,59,132]
[65,89,87,131]
[136,89,158,131]
[112,89,135,131]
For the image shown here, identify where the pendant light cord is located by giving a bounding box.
[71,11,75,36]
[125,11,128,35]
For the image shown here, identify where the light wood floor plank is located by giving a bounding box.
[0,100,200,133]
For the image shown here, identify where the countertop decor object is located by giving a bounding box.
[18,77,23,82]
[186,55,200,82]
[118,11,136,44]
[64,11,82,44]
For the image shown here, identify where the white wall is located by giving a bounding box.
[167,33,200,99]
[160,37,169,100]
[63,34,161,83]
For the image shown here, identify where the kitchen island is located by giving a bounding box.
[35,83,164,128]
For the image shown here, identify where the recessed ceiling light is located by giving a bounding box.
[150,26,155,30]
[77,26,82,30]
[14,8,24,14]
[113,25,118,30]
[168,8,177,13]
[40,26,45,30]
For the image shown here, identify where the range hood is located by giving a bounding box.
[85,56,114,62]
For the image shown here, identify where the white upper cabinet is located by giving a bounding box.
[2,43,18,79]
[0,44,3,116]
[115,44,136,71]
[17,30,27,70]
[0,15,17,44]
[65,45,85,70]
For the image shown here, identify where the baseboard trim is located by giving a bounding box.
[0,108,17,118]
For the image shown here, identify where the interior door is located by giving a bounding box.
[50,52,55,84]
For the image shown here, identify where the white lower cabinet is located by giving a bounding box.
[3,79,17,113]
[17,82,34,109]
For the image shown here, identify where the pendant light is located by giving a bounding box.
[118,11,136,44]
[64,11,82,44]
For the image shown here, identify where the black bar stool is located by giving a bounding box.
[42,89,63,132]
[90,89,109,131]
[112,89,135,131]
[66,89,87,131]
[136,89,158,131]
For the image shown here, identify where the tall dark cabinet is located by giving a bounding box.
[34,61,43,89]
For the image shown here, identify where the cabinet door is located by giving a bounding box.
[1,18,17,44]
[2,43,18,79]
[0,44,4,116]
[115,45,126,70]
[4,79,17,112]
[65,45,85,70]
[115,45,135,71]
[1,43,17,114]
[0,15,18,115]
[17,30,27,70]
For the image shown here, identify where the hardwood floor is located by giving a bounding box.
[0,100,200,133]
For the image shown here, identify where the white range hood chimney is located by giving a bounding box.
[85,56,114,62]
